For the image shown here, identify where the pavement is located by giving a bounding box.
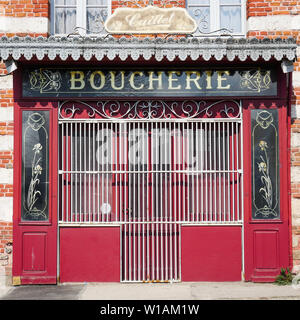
[1,281,300,300]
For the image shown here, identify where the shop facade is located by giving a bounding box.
[0,1,299,285]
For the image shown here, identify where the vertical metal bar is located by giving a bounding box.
[101,122,104,223]
[196,122,199,222]
[70,123,73,223]
[160,121,163,281]
[213,121,217,221]
[75,122,77,223]
[209,122,212,221]
[191,122,195,222]
[88,122,91,223]
[205,122,208,221]
[240,102,245,278]
[200,123,203,222]
[133,123,136,281]
[227,122,230,222]
[183,123,186,223]
[164,123,168,280]
[236,121,240,222]
[218,121,221,222]
[97,122,100,222]
[137,122,141,281]
[93,122,96,222]
[223,121,225,222]
[115,123,118,223]
[66,122,69,222]
[156,122,159,280]
[169,122,173,280]
[79,122,82,223]
[151,121,154,281]
[173,122,177,279]
[187,122,190,222]
[128,122,132,281]
[61,123,64,223]
[232,121,235,222]
[124,122,128,281]
[119,123,122,224]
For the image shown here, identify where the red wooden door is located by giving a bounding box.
[12,102,58,284]
[243,101,290,282]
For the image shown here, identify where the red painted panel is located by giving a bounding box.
[181,226,242,281]
[254,230,279,269]
[60,227,120,282]
[23,233,46,272]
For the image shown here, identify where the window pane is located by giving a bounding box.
[87,0,107,5]
[87,7,108,33]
[55,7,76,34]
[220,6,241,33]
[188,6,210,33]
[55,0,76,5]
[220,0,241,4]
[188,0,209,4]
[251,109,280,220]
[22,111,49,221]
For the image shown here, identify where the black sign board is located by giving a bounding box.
[22,67,277,98]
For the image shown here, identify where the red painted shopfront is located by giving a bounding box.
[3,36,296,284]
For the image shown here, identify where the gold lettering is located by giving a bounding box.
[89,71,105,90]
[168,71,182,90]
[185,71,202,90]
[148,71,163,90]
[205,71,212,89]
[217,71,231,89]
[70,71,85,90]
[110,71,125,90]
[129,71,144,90]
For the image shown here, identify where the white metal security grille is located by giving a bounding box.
[58,99,243,282]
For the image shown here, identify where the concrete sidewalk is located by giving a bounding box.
[1,281,300,300]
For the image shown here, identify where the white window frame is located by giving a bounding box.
[186,0,246,37]
[51,0,111,36]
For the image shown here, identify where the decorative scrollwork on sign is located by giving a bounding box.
[58,100,241,120]
[29,69,62,93]
[240,69,271,93]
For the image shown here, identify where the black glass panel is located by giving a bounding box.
[251,109,280,219]
[21,111,49,221]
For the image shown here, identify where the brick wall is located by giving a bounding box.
[0,0,49,17]
[247,0,300,17]
[0,221,13,286]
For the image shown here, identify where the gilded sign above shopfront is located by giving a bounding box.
[104,6,197,34]
[22,68,277,98]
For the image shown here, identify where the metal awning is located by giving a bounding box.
[0,35,297,63]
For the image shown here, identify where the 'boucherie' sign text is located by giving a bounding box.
[22,68,277,98]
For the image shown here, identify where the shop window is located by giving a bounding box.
[51,0,111,35]
[187,0,246,36]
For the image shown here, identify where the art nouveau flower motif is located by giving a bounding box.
[33,164,42,175]
[257,142,272,210]
[33,143,42,153]
[27,142,43,214]
[258,140,268,151]
[258,161,267,173]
